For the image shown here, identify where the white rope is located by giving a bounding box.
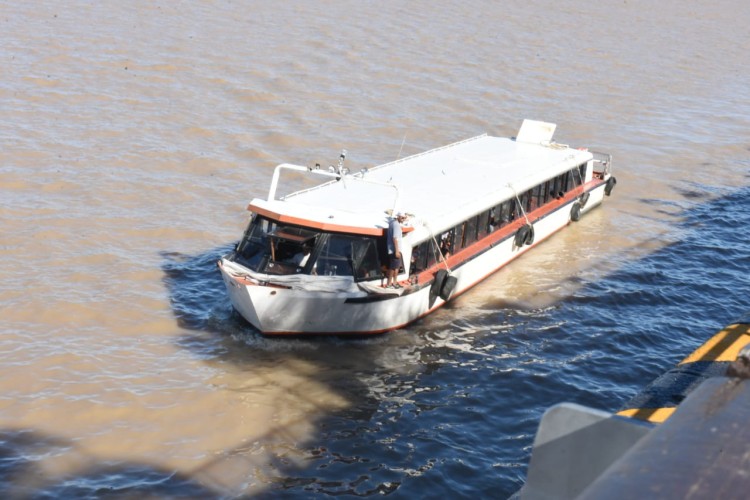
[396,132,407,160]
[507,183,531,227]
[423,221,452,273]
[572,164,585,196]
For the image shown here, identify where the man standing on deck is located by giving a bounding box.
[386,212,407,289]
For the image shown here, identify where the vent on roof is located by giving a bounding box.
[516,119,557,144]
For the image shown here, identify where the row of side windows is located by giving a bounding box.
[410,163,587,274]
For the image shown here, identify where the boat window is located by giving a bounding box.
[499,201,512,227]
[234,216,322,275]
[477,210,490,240]
[544,179,554,203]
[491,200,510,231]
[411,241,427,273]
[453,223,465,251]
[530,185,543,211]
[235,216,278,271]
[553,174,564,198]
[268,227,318,263]
[487,205,500,233]
[508,198,519,221]
[464,215,478,247]
[411,238,440,274]
[439,229,454,258]
[350,237,382,280]
[488,206,498,232]
[566,169,577,191]
[578,163,587,183]
[314,234,355,277]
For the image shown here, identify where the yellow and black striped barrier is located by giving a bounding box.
[616,320,750,424]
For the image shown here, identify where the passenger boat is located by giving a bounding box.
[218,120,616,335]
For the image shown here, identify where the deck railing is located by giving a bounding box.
[591,150,613,175]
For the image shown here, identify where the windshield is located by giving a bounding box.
[233,216,384,280]
[235,217,319,275]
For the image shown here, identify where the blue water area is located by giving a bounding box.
[161,186,750,498]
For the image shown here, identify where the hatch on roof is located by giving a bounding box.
[516,119,556,144]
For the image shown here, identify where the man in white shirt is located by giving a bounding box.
[385,212,407,288]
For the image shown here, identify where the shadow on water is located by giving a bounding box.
[152,185,750,497]
[0,428,216,499]
[160,245,414,496]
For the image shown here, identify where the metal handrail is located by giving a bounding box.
[591,150,613,175]
[267,163,401,213]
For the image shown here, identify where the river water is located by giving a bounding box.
[2,0,749,497]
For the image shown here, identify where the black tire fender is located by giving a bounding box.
[570,201,582,222]
[579,192,590,208]
[439,274,458,301]
[429,269,448,306]
[514,225,530,247]
[524,224,535,245]
[605,176,617,196]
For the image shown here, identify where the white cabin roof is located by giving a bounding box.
[249,128,592,237]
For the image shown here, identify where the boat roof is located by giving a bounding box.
[249,124,593,237]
